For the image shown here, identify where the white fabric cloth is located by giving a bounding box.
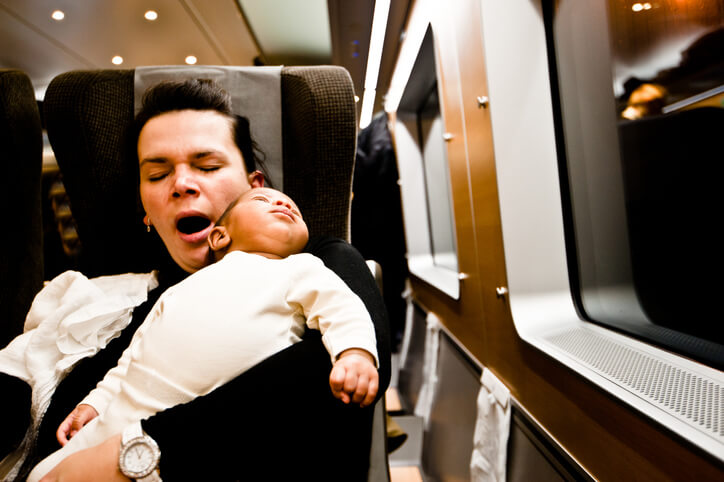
[397,279,414,370]
[29,251,378,481]
[414,311,441,429]
[0,270,158,481]
[134,65,284,190]
[470,368,511,482]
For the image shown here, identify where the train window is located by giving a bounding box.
[392,25,460,299]
[547,0,724,367]
[417,82,458,273]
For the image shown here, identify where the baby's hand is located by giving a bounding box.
[56,404,99,446]
[329,348,379,408]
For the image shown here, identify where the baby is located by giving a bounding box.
[30,187,379,481]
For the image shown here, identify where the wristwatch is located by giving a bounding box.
[119,423,162,481]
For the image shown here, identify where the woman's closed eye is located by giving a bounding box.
[197,165,221,173]
[146,170,170,182]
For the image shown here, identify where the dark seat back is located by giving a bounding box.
[0,70,43,347]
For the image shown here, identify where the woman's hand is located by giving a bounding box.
[39,434,129,482]
[56,404,99,446]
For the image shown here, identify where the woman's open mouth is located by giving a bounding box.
[176,215,212,243]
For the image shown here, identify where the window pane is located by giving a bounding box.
[548,0,724,367]
[419,84,458,272]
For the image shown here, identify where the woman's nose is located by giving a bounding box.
[172,171,200,198]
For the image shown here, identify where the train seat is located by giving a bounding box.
[0,69,44,348]
[42,66,389,481]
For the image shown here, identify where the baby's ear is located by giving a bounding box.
[248,170,265,188]
[208,225,231,251]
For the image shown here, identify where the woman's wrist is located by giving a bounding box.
[108,434,130,481]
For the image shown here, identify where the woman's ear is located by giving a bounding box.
[248,170,265,188]
[208,226,231,252]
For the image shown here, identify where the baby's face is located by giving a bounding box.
[224,187,309,258]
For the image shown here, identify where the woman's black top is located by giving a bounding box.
[4,236,391,481]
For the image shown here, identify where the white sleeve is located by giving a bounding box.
[286,256,379,366]
[78,346,131,414]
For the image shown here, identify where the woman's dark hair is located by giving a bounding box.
[128,78,266,177]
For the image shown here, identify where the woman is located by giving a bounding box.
[3,78,390,481]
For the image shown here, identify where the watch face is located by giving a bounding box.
[120,437,159,478]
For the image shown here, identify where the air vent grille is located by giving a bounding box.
[545,328,723,441]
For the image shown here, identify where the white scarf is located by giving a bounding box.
[0,270,158,480]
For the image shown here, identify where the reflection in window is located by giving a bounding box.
[547,0,724,367]
[609,0,724,118]
[418,83,458,272]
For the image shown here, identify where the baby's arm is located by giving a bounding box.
[329,348,379,407]
[56,404,99,446]
[55,302,160,445]
[55,345,133,445]
[289,255,380,405]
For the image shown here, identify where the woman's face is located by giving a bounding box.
[138,109,261,273]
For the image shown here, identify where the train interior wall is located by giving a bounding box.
[386,0,723,480]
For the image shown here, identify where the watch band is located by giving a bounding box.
[120,423,162,481]
[121,422,145,444]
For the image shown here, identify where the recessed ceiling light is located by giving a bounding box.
[144,10,158,21]
[111,56,124,65]
[359,0,390,128]
[51,10,65,21]
[185,55,198,65]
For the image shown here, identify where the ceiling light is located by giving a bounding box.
[185,55,198,65]
[360,89,377,129]
[359,0,391,129]
[111,56,124,65]
[384,3,430,113]
[51,10,65,21]
[144,10,158,21]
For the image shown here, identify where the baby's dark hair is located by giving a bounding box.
[206,195,243,264]
[215,196,242,228]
